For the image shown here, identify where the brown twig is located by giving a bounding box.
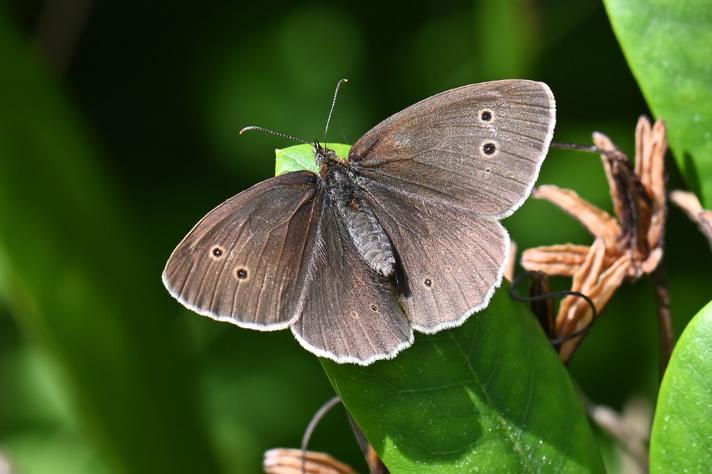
[504,241,517,283]
[0,451,13,474]
[653,265,674,379]
[669,190,712,249]
[347,414,390,474]
[582,396,650,473]
[365,446,389,474]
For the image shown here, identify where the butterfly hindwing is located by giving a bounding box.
[360,179,509,332]
[291,200,413,365]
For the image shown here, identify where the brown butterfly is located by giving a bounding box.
[163,80,556,365]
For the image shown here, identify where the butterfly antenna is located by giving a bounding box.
[323,78,348,141]
[239,125,310,145]
[337,119,350,144]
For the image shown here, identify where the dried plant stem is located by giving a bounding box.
[347,414,390,474]
[0,451,12,474]
[583,397,649,472]
[669,190,712,249]
[653,265,674,380]
[504,241,517,283]
[365,446,389,474]
[263,449,356,474]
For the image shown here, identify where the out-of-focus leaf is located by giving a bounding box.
[275,143,351,175]
[0,9,219,473]
[604,0,712,206]
[650,299,712,474]
[322,288,605,474]
[475,0,540,79]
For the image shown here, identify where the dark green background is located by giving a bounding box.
[1,1,710,472]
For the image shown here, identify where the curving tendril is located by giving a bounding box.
[509,270,598,345]
[300,395,342,474]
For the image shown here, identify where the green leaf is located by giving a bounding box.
[650,299,712,474]
[275,142,351,175]
[321,287,605,474]
[604,0,712,206]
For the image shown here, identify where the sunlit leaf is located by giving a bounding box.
[322,288,605,474]
[275,143,351,175]
[604,0,712,206]
[650,299,712,474]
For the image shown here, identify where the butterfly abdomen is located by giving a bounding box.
[340,198,396,277]
[325,165,396,277]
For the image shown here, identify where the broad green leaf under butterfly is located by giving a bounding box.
[275,143,604,473]
[323,289,604,473]
[650,299,712,474]
[604,0,712,206]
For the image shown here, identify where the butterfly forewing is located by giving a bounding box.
[291,203,413,365]
[162,171,322,330]
[361,179,509,332]
[349,80,555,218]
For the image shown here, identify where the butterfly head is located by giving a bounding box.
[314,141,339,167]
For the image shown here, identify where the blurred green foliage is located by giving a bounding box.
[0,1,710,473]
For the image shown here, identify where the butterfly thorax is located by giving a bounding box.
[316,144,396,278]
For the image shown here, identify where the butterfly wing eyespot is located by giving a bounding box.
[349,79,555,219]
[482,142,496,155]
[210,246,224,259]
[162,171,321,330]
